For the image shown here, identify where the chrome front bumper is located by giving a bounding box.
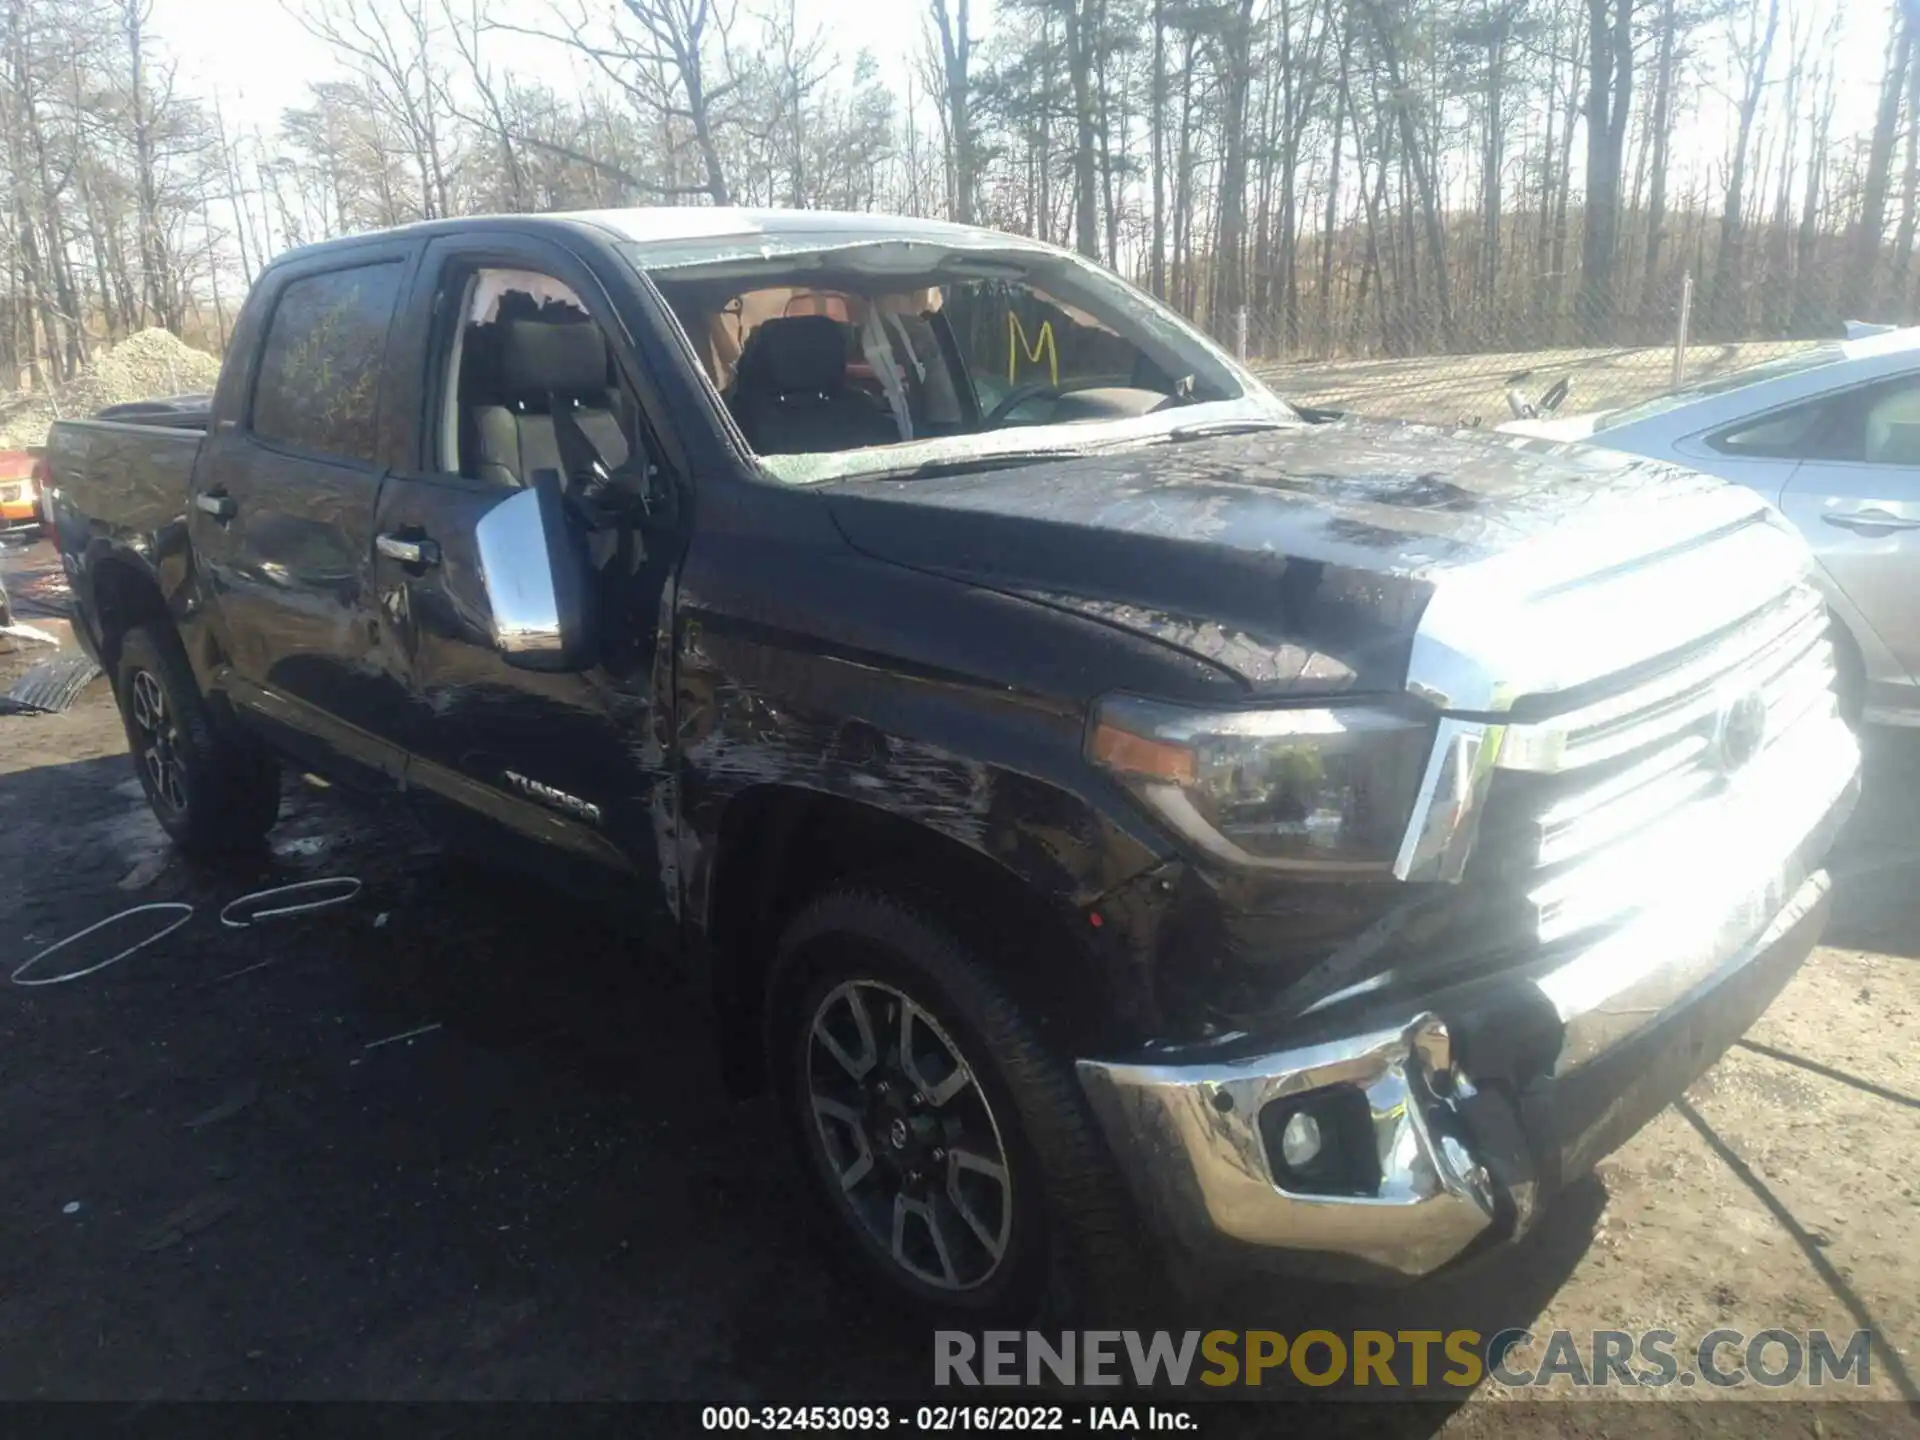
[1075,724,1858,1281]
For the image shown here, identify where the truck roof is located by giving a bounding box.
[268,207,1053,272]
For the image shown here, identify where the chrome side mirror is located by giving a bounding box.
[474,468,593,671]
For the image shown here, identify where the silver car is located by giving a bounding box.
[1500,328,1920,726]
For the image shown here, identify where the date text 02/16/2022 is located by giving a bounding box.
[700,1406,1196,1432]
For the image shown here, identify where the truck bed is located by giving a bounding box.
[47,415,204,537]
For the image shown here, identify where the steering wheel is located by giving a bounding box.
[984,382,1067,427]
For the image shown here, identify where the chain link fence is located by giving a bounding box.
[1227,270,1836,427]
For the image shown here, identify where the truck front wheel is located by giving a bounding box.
[773,887,1141,1320]
[114,622,279,855]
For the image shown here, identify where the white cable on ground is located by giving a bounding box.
[219,877,362,928]
[11,903,195,987]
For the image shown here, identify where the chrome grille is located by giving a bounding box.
[1480,580,1848,947]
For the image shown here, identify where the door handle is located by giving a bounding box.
[194,491,236,521]
[376,532,441,567]
[1822,508,1920,535]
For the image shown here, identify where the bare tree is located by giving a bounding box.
[928,0,975,222]
[1846,3,1913,318]
[0,0,1901,396]
[295,0,456,219]
[507,0,742,204]
[442,0,527,210]
[1577,0,1633,340]
[1704,0,1778,334]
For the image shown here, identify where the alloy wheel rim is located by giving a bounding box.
[804,978,1014,1291]
[129,669,188,815]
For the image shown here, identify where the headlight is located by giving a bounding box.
[1088,695,1433,872]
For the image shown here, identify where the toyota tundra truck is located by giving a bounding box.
[44,209,1859,1317]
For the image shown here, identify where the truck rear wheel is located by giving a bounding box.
[772,886,1142,1320]
[114,622,279,855]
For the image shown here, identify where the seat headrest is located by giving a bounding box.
[741,315,850,396]
[494,318,610,396]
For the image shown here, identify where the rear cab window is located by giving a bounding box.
[250,262,405,464]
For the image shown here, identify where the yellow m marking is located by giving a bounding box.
[1007,312,1058,387]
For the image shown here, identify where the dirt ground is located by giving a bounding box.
[1,532,1917,1427]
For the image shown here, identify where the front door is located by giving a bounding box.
[368,234,683,936]
[190,245,416,787]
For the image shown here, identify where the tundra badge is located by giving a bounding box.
[503,770,603,825]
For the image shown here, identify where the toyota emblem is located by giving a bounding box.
[1711,690,1768,775]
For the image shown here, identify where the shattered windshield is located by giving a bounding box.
[619,235,1295,483]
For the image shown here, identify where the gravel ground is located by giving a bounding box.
[1254,339,1816,426]
[0,330,221,451]
[0,534,1916,1429]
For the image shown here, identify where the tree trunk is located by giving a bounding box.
[931,0,973,223]
[25,75,84,371]
[1794,60,1835,332]
[1895,46,1920,309]
[1149,0,1166,297]
[1358,0,1451,345]
[1172,29,1195,312]
[1534,4,1561,341]
[124,0,178,330]
[1578,0,1633,343]
[1095,0,1119,266]
[1639,0,1678,323]
[1064,0,1099,259]
[1480,13,1509,326]
[1707,0,1780,335]
[76,164,121,340]
[1211,0,1255,324]
[1846,5,1911,316]
[1321,24,1354,354]
[1549,17,1583,341]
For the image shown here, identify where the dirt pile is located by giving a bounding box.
[0,329,222,450]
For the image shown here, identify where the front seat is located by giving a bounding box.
[729,315,897,455]
[470,318,629,488]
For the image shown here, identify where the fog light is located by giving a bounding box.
[1280,1111,1322,1168]
[1260,1086,1381,1196]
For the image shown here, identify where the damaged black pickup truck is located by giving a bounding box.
[46,209,1858,1317]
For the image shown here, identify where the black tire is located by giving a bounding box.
[772,886,1144,1322]
[113,622,279,855]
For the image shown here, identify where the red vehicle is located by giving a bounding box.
[0,449,43,533]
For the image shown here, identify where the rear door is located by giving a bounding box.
[1773,372,1920,681]
[368,230,686,935]
[190,243,417,787]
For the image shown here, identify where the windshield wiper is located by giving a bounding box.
[836,419,1294,484]
[869,448,1102,482]
[1159,418,1296,444]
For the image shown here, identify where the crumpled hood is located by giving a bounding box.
[821,419,1734,699]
